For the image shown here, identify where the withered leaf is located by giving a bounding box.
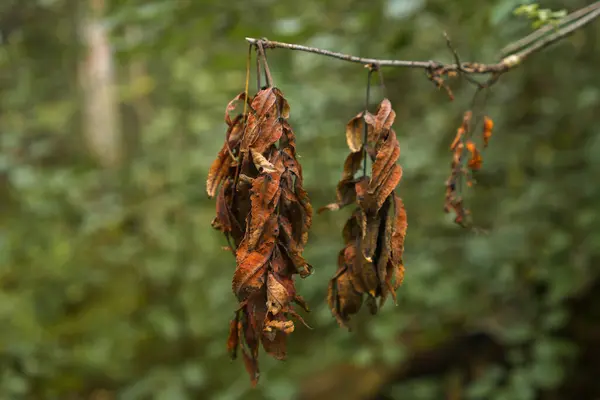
[368,98,396,143]
[367,129,402,212]
[361,212,381,262]
[266,272,290,316]
[466,140,482,170]
[483,116,493,148]
[389,194,407,291]
[264,319,295,334]
[241,88,277,150]
[242,88,290,154]
[241,347,259,387]
[346,111,368,153]
[227,313,240,359]
[376,196,394,292]
[251,117,283,155]
[246,159,283,249]
[328,262,363,328]
[251,149,277,174]
[261,329,287,360]
[233,217,278,301]
[450,126,465,151]
[206,119,242,198]
[212,179,234,234]
[342,209,362,244]
[352,238,379,297]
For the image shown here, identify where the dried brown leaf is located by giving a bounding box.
[251,149,277,174]
[232,217,278,301]
[246,157,283,249]
[346,112,366,153]
[376,196,394,291]
[483,116,493,148]
[367,129,402,211]
[241,88,277,151]
[328,259,363,328]
[227,314,240,360]
[266,272,290,316]
[368,98,396,142]
[466,140,482,170]
[390,194,407,291]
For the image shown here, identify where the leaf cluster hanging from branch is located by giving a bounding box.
[444,110,494,227]
[207,49,313,385]
[320,98,407,328]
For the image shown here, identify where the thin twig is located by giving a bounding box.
[444,31,485,88]
[245,5,599,75]
[501,1,600,57]
[362,67,373,177]
[255,50,262,91]
[256,41,274,87]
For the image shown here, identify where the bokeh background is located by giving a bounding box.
[1,0,600,399]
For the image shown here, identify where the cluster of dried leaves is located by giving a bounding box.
[320,99,408,328]
[207,87,313,386]
[444,110,494,226]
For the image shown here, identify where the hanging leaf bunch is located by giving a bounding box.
[320,98,407,328]
[207,49,313,385]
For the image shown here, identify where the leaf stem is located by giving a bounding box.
[362,67,373,177]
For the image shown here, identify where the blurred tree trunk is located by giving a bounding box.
[78,0,121,168]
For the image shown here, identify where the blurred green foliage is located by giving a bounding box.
[514,4,567,29]
[1,0,599,399]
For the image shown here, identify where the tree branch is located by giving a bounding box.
[245,2,600,80]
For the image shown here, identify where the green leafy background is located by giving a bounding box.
[1,0,599,399]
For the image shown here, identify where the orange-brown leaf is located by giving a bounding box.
[466,140,482,170]
[264,318,295,334]
[233,217,278,301]
[206,145,232,198]
[367,129,402,212]
[369,98,396,142]
[483,116,493,148]
[227,316,239,359]
[390,194,407,274]
[250,116,283,155]
[246,157,283,249]
[450,127,465,151]
[241,88,277,151]
[370,129,400,190]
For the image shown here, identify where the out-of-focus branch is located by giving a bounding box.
[501,1,600,57]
